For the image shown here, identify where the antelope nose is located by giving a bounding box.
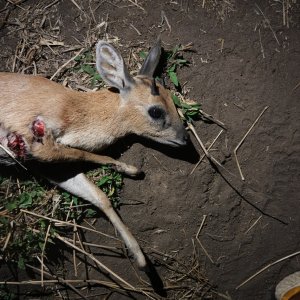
[177,125,189,145]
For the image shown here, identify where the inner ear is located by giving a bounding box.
[96,41,134,92]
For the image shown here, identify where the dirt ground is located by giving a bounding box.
[0,0,300,299]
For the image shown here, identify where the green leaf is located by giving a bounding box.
[0,216,9,225]
[93,73,102,81]
[168,64,176,72]
[169,71,179,87]
[139,51,148,59]
[81,64,96,75]
[97,176,110,187]
[175,59,187,64]
[5,201,18,212]
[171,93,181,106]
[19,193,32,208]
[85,208,97,218]
[172,45,180,57]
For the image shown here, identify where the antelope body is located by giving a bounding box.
[0,40,188,269]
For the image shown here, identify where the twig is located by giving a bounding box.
[73,220,78,277]
[40,221,51,286]
[127,0,145,12]
[184,116,236,178]
[0,145,27,170]
[69,0,84,13]
[190,129,224,175]
[292,81,300,92]
[44,0,59,10]
[234,106,269,181]
[258,28,265,59]
[245,215,262,234]
[236,250,300,289]
[161,10,171,33]
[0,276,155,295]
[196,215,214,264]
[2,221,13,252]
[199,110,227,130]
[55,233,134,288]
[187,122,210,158]
[130,24,141,35]
[54,233,155,299]
[152,154,168,171]
[255,3,280,45]
[50,48,85,80]
[39,194,61,286]
[27,264,91,300]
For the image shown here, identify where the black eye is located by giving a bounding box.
[148,106,165,120]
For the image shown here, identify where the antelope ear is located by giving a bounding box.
[139,38,161,77]
[96,41,134,92]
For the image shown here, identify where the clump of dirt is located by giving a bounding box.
[0,0,300,299]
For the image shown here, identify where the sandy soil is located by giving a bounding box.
[0,0,299,299]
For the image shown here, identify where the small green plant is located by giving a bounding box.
[0,164,122,272]
[164,45,189,89]
[88,166,123,208]
[74,50,102,86]
[172,93,201,123]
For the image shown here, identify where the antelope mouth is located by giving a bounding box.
[164,139,187,147]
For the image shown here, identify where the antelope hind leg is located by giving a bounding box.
[51,172,147,269]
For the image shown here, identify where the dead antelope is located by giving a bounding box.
[0,40,188,269]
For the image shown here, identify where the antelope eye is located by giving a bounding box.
[148,106,165,120]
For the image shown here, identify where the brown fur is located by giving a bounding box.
[0,41,188,269]
[0,73,185,173]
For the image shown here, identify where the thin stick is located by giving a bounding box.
[234,106,269,181]
[20,209,119,241]
[127,0,145,12]
[184,116,236,178]
[199,110,227,129]
[40,222,51,286]
[245,215,262,234]
[2,221,13,252]
[161,10,171,32]
[255,4,280,45]
[55,233,134,288]
[73,220,78,277]
[44,0,59,10]
[50,48,84,81]
[0,277,155,294]
[0,145,27,170]
[40,196,60,286]
[196,215,214,264]
[258,28,265,59]
[236,250,300,289]
[27,264,90,300]
[187,123,210,158]
[69,0,84,12]
[292,81,300,92]
[190,129,224,175]
[130,24,141,36]
[64,238,120,250]
[55,234,154,299]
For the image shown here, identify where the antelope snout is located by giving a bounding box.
[176,125,189,146]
